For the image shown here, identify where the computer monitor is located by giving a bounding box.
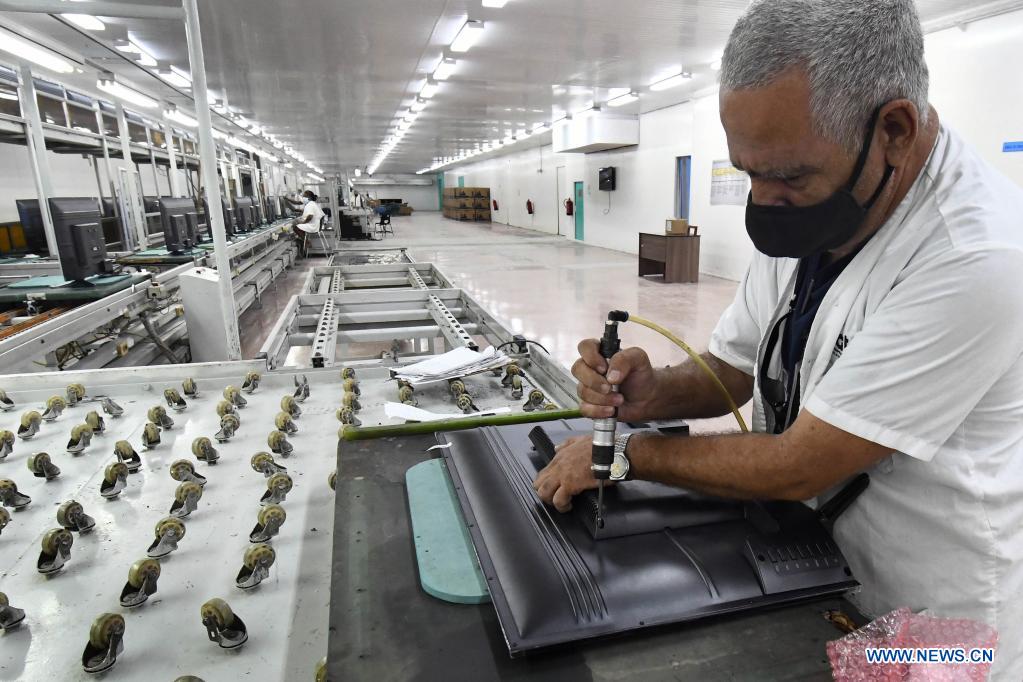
[101,198,117,218]
[235,196,254,232]
[48,197,108,284]
[143,196,160,214]
[158,197,197,254]
[202,197,236,238]
[14,199,50,254]
[184,213,200,245]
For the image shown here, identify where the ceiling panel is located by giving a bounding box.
[2,0,1020,175]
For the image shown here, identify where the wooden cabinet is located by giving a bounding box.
[638,233,700,283]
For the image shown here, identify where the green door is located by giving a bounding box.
[573,181,584,240]
[458,176,465,188]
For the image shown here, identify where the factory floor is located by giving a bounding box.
[238,211,748,433]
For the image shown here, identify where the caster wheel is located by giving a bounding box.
[27,452,60,481]
[57,500,96,532]
[0,506,10,534]
[170,481,203,518]
[336,407,361,427]
[215,414,240,443]
[82,612,124,673]
[164,387,187,411]
[449,379,466,396]
[250,451,285,476]
[342,378,360,396]
[66,383,86,404]
[243,371,261,393]
[142,422,161,448]
[127,557,161,588]
[510,374,523,399]
[223,385,247,408]
[523,389,545,412]
[101,397,124,417]
[236,543,276,588]
[341,392,361,412]
[201,598,247,648]
[17,410,41,439]
[250,503,286,542]
[100,462,129,498]
[43,395,66,420]
[267,430,293,457]
[0,389,13,411]
[120,557,161,607]
[0,429,13,459]
[148,516,186,558]
[274,412,297,434]
[0,478,31,509]
[328,470,337,491]
[261,471,293,505]
[340,367,355,380]
[0,590,26,631]
[67,423,94,454]
[191,436,219,463]
[502,363,521,386]
[457,393,474,414]
[148,405,173,429]
[42,527,73,555]
[315,657,328,682]
[182,377,198,396]
[38,527,73,574]
[398,385,416,406]
[280,394,301,418]
[84,410,105,433]
[170,458,207,486]
[215,400,236,418]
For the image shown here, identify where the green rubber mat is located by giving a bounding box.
[0,273,147,302]
[406,458,490,604]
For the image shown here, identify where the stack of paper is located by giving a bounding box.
[391,346,510,385]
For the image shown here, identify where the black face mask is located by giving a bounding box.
[745,109,895,259]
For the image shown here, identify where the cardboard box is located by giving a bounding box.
[665,218,689,235]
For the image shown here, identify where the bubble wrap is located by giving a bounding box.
[827,608,998,681]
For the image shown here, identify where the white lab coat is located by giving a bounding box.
[296,200,324,234]
[710,126,1023,677]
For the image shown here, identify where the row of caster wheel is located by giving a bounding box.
[0,596,258,674]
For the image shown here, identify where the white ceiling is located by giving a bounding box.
[2,0,1021,175]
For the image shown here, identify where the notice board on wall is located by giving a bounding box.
[710,160,750,206]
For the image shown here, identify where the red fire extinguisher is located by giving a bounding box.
[526,199,534,215]
[564,198,574,216]
[492,199,499,211]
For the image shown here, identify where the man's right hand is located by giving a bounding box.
[572,339,659,421]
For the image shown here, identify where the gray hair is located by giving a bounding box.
[721,0,930,152]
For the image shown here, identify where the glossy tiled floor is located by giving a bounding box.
[243,212,749,432]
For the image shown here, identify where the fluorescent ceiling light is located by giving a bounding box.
[354,168,362,177]
[649,72,691,91]
[608,91,638,107]
[0,28,75,74]
[308,173,325,183]
[227,136,256,153]
[481,1,508,11]
[450,20,484,53]
[97,76,158,108]
[420,78,440,99]
[164,107,197,127]
[158,66,191,89]
[410,98,428,113]
[433,57,458,81]
[63,14,105,31]
[403,110,419,122]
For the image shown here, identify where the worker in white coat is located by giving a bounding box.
[533,0,1023,676]
[283,190,325,256]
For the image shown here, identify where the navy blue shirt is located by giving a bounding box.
[777,249,859,429]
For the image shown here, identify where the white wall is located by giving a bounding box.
[446,7,1023,281]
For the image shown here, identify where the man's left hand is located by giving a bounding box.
[532,435,606,512]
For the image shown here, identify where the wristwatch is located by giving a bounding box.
[610,433,632,481]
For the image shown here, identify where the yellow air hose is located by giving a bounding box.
[625,314,749,433]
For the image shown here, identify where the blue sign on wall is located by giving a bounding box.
[1003,141,1023,153]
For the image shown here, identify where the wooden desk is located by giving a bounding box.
[638,232,700,283]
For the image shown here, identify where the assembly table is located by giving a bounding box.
[328,433,861,681]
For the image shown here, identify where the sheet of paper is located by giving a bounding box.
[384,402,511,423]
[392,346,510,385]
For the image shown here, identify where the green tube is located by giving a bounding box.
[340,408,582,441]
